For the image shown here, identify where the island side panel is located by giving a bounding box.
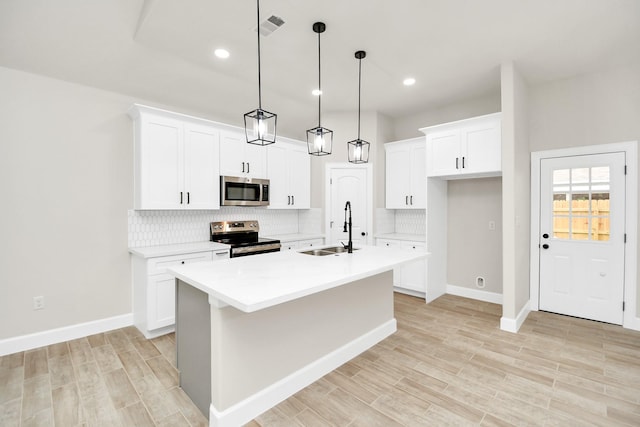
[176,280,211,418]
[210,270,394,415]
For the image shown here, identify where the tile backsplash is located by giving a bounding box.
[375,209,426,236]
[395,210,426,235]
[128,208,322,247]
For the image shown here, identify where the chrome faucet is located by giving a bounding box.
[342,201,353,253]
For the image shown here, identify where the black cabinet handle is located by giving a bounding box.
[181,261,185,264]
[462,156,465,168]
[542,244,549,249]
[542,233,549,239]
[292,195,294,205]
[456,157,459,169]
[287,196,291,205]
[405,196,409,205]
[187,192,190,204]
[180,192,183,204]
[361,232,366,236]
[247,162,250,173]
[242,162,245,173]
[410,195,413,205]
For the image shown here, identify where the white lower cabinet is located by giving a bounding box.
[281,238,324,251]
[132,249,229,338]
[376,239,426,295]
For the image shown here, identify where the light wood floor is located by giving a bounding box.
[2,294,640,426]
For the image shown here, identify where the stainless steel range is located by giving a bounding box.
[209,221,281,257]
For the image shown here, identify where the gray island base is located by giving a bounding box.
[169,245,428,427]
[177,271,394,427]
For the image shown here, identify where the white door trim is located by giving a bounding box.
[530,141,639,331]
[324,163,374,246]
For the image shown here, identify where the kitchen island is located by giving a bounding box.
[168,245,428,427]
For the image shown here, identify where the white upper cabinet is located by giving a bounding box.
[385,137,426,209]
[129,105,220,210]
[267,138,310,209]
[422,112,501,179]
[219,129,267,178]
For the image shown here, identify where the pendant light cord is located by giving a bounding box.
[317,30,322,127]
[256,0,262,110]
[357,56,362,140]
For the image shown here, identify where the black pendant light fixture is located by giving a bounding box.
[244,0,277,146]
[306,22,332,156]
[347,50,370,163]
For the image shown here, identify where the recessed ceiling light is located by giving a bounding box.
[214,48,230,59]
[312,89,322,96]
[403,77,416,86]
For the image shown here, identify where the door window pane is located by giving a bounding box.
[551,166,610,241]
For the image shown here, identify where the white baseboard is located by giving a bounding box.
[446,284,503,305]
[500,300,530,333]
[0,313,134,356]
[209,319,397,427]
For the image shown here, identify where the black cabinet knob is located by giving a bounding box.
[542,244,549,249]
[542,233,549,239]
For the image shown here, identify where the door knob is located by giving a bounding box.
[542,244,549,249]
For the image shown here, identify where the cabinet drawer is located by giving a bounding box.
[376,239,402,249]
[282,242,300,251]
[298,239,324,249]
[147,251,214,275]
[401,242,426,252]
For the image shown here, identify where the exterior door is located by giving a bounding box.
[539,152,626,324]
[328,167,369,247]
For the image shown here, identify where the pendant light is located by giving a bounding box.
[244,0,277,146]
[306,22,332,156]
[347,50,370,163]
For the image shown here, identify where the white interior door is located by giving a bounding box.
[328,166,369,246]
[539,152,626,324]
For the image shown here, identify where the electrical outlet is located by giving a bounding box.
[488,221,496,230]
[33,296,45,310]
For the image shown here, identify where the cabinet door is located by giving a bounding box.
[385,146,411,209]
[409,143,426,208]
[184,123,220,209]
[244,142,267,178]
[426,130,460,177]
[266,144,290,208]
[139,116,184,209]
[148,273,177,330]
[461,122,501,175]
[399,242,426,293]
[219,130,247,176]
[288,147,310,209]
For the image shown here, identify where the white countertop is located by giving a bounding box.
[374,233,426,242]
[263,233,325,243]
[168,244,428,313]
[129,241,230,258]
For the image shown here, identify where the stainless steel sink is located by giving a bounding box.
[299,246,360,256]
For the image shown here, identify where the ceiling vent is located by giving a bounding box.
[256,15,285,36]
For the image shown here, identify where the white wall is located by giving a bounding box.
[447,178,503,294]
[392,93,501,140]
[308,111,392,212]
[528,62,640,316]
[0,67,135,339]
[500,62,531,323]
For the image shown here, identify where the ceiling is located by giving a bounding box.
[1,0,639,138]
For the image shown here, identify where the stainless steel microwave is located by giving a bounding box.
[220,176,270,206]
